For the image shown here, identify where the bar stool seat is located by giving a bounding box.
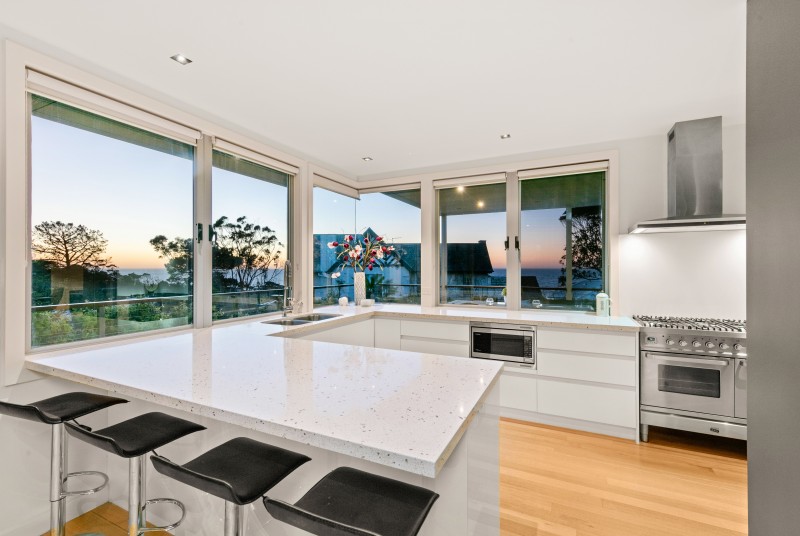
[0,392,127,536]
[0,391,127,424]
[264,467,439,536]
[66,411,206,457]
[151,437,311,534]
[66,411,206,535]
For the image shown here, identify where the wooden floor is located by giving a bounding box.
[42,502,170,536]
[500,419,748,536]
[55,420,748,536]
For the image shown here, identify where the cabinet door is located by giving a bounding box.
[400,338,469,357]
[299,320,375,347]
[499,369,538,412]
[537,378,636,428]
[374,319,401,350]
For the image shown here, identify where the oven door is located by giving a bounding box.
[641,352,735,417]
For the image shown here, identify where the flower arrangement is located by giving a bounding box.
[327,233,394,279]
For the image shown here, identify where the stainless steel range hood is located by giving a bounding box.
[629,116,746,234]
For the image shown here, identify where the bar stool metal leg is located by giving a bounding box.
[224,502,243,536]
[128,456,146,536]
[49,423,67,536]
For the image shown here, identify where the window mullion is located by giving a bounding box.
[194,134,213,328]
[506,172,521,310]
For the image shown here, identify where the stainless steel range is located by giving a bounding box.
[634,315,747,442]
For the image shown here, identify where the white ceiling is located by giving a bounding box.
[0,0,746,180]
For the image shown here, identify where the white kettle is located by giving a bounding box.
[595,293,611,317]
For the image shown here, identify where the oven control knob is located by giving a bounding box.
[692,340,702,348]
[719,342,730,350]
[705,341,716,349]
[679,340,688,347]
[734,343,744,351]
[666,339,676,346]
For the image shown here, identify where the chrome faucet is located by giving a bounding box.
[282,259,293,317]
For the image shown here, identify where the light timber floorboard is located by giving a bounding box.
[47,419,748,536]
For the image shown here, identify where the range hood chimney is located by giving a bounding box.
[629,116,746,233]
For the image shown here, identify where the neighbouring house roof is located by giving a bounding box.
[315,235,494,276]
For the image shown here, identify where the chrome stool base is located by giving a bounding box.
[49,424,110,536]
[128,456,187,535]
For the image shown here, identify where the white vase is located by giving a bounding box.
[354,271,366,305]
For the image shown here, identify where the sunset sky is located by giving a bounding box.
[32,115,567,274]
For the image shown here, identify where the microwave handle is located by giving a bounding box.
[644,353,730,367]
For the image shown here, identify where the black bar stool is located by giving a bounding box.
[264,467,439,536]
[65,411,205,535]
[150,437,311,536]
[0,392,127,536]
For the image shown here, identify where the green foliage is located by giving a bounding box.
[32,220,113,269]
[559,206,603,286]
[150,235,193,287]
[212,216,282,290]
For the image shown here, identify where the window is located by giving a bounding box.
[519,171,606,310]
[30,95,194,347]
[211,150,292,320]
[437,182,507,305]
[436,166,608,311]
[313,186,421,306]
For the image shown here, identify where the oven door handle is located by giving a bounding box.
[644,353,731,367]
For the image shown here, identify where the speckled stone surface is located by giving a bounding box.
[267,303,640,338]
[26,320,502,477]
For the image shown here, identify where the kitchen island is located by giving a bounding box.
[26,318,503,535]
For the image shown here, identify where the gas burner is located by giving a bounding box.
[633,315,746,333]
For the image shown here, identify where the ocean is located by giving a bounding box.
[491,268,602,301]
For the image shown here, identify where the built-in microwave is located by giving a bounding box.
[470,323,535,365]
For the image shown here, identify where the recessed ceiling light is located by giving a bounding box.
[362,156,373,161]
[500,133,511,139]
[456,186,465,193]
[170,54,192,65]
[476,200,485,208]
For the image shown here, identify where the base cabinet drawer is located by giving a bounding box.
[400,320,469,341]
[537,351,635,386]
[537,379,636,428]
[499,370,537,412]
[400,338,469,357]
[537,328,636,357]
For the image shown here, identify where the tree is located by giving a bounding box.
[212,216,283,290]
[150,235,193,286]
[32,221,113,269]
[559,206,603,285]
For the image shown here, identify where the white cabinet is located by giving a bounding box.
[537,328,636,357]
[537,378,636,428]
[537,350,635,386]
[297,319,375,347]
[374,319,401,350]
[498,366,537,412]
[399,319,469,357]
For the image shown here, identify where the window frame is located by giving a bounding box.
[2,42,315,385]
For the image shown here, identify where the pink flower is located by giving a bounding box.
[381,246,387,252]
[370,250,377,256]
[331,272,341,279]
[368,265,374,271]
[332,241,339,247]
[343,243,350,249]
[376,236,383,241]
[364,237,370,244]
[327,241,335,249]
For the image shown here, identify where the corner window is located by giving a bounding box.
[30,95,194,348]
[313,186,421,307]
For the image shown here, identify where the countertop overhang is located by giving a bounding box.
[24,305,637,477]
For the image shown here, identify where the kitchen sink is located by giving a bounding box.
[292,313,342,322]
[263,313,341,326]
[263,318,313,326]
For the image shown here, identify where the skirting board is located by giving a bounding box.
[500,407,637,441]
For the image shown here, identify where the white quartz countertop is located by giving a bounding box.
[26,320,503,477]
[272,303,640,337]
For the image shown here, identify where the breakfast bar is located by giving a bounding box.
[26,318,504,535]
